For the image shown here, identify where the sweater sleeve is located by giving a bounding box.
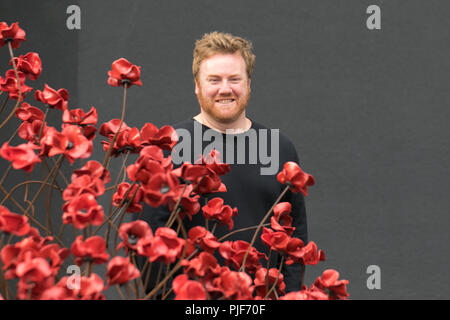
[278,135,309,292]
[280,187,308,292]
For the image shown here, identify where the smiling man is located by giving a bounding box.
[193,49,252,132]
[139,32,308,295]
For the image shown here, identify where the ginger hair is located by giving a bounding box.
[192,31,256,80]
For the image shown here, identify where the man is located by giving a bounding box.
[138,31,308,294]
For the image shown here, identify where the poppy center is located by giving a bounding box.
[121,79,131,86]
[128,234,138,245]
[160,185,170,194]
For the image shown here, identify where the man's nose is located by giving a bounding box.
[218,81,233,95]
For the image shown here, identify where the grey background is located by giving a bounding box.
[1,0,449,299]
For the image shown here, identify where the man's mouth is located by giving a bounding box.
[215,98,235,105]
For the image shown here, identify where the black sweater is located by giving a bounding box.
[137,118,308,294]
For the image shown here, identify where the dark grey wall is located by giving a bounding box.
[1,0,450,299]
[0,0,82,297]
[0,4,79,235]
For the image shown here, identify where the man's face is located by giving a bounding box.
[195,52,251,124]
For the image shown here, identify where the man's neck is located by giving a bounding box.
[194,112,252,134]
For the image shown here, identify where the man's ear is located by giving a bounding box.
[194,80,199,95]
